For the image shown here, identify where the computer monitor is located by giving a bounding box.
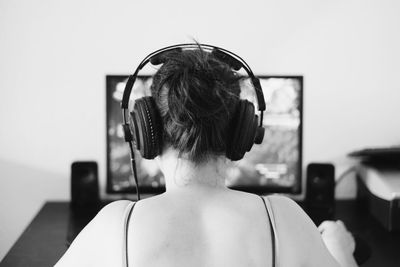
[106,75,303,195]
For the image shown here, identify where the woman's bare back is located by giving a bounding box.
[55,191,339,267]
[124,190,336,267]
[127,190,272,267]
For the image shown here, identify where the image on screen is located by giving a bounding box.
[106,75,303,194]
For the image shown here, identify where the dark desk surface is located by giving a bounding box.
[1,200,400,267]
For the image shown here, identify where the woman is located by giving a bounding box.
[56,47,357,267]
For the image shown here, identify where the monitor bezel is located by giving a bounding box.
[106,75,303,195]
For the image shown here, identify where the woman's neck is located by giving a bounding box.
[157,148,228,193]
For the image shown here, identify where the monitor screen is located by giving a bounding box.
[106,75,303,194]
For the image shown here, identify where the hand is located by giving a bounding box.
[318,220,358,267]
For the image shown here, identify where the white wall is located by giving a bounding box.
[1,0,400,261]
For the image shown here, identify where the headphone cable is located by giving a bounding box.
[128,141,141,200]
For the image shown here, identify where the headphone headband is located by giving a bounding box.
[121,43,266,114]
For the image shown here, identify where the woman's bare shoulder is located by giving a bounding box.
[263,195,340,267]
[55,200,133,267]
[79,200,133,237]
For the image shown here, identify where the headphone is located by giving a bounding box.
[121,43,266,200]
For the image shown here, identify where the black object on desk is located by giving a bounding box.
[305,163,336,225]
[1,200,400,267]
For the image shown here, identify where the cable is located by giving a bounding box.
[128,141,141,200]
[335,165,357,187]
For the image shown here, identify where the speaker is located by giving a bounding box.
[70,161,100,211]
[305,163,335,224]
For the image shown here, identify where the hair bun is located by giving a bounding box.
[151,48,242,162]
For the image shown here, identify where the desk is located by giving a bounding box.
[1,201,400,267]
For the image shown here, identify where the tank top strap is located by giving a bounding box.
[260,196,279,267]
[123,201,136,267]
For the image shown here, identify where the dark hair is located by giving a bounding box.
[150,48,242,163]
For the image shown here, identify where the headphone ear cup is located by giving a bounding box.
[226,100,258,161]
[131,97,162,159]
